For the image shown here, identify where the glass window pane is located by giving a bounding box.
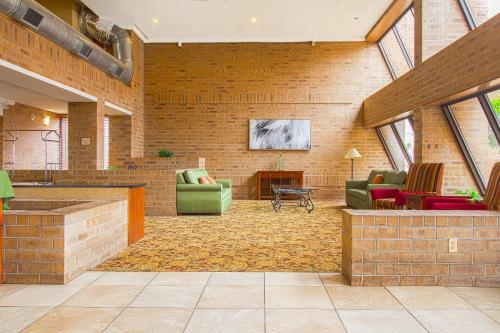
[487,89,500,123]
[450,97,500,184]
[379,29,411,78]
[395,9,415,66]
[468,0,500,26]
[394,118,415,161]
[379,125,407,171]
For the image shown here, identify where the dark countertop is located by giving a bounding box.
[13,182,147,188]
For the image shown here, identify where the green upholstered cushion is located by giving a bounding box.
[184,169,209,184]
[347,189,368,200]
[384,170,407,185]
[176,173,187,184]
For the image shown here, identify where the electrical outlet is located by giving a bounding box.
[449,238,458,253]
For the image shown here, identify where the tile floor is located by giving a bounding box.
[0,272,499,333]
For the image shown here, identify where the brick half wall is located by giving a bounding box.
[342,209,500,287]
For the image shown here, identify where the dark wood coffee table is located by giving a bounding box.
[406,192,470,210]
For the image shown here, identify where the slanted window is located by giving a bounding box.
[376,117,415,171]
[459,0,500,28]
[442,89,500,194]
[378,6,414,79]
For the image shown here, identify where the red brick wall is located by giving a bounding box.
[68,103,103,170]
[2,103,61,170]
[109,116,132,167]
[144,43,394,199]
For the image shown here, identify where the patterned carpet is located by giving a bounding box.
[94,200,344,272]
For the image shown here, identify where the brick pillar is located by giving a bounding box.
[68,102,104,170]
[109,116,132,167]
[412,108,423,162]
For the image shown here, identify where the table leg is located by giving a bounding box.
[305,190,314,213]
[272,189,282,213]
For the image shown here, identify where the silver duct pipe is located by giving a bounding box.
[0,0,133,84]
[79,8,133,77]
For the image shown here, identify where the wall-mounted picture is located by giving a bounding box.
[249,119,311,150]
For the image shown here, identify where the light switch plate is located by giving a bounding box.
[81,137,91,146]
[449,238,458,252]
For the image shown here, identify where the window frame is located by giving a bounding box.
[457,0,478,29]
[376,116,415,171]
[441,89,500,195]
[377,5,415,79]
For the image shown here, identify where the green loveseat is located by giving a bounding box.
[346,169,407,209]
[176,169,232,215]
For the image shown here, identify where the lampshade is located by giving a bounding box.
[344,148,362,159]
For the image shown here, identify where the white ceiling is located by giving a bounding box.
[80,0,393,43]
[0,59,97,114]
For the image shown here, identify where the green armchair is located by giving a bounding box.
[176,169,232,215]
[346,169,407,209]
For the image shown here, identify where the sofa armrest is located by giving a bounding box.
[215,179,231,189]
[366,184,405,191]
[346,180,368,189]
[177,184,222,192]
[370,188,401,201]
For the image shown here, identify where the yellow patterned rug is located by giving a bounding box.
[94,200,344,272]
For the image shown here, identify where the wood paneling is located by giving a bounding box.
[366,0,413,42]
[128,187,145,245]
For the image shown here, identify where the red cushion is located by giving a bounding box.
[423,197,470,210]
[433,202,488,210]
[198,176,210,184]
[371,188,401,201]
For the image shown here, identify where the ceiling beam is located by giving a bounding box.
[365,0,413,42]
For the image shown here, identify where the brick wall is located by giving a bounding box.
[109,116,132,167]
[68,103,103,170]
[414,107,477,193]
[145,43,393,199]
[2,199,127,284]
[0,13,144,159]
[2,103,61,170]
[342,209,500,287]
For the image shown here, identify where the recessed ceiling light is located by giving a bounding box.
[152,18,159,24]
[251,17,258,23]
[354,17,359,20]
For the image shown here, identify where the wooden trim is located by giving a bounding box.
[366,0,413,42]
[128,187,145,245]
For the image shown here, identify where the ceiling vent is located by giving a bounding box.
[0,0,133,85]
[21,7,43,28]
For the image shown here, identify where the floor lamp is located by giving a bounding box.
[344,148,362,180]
